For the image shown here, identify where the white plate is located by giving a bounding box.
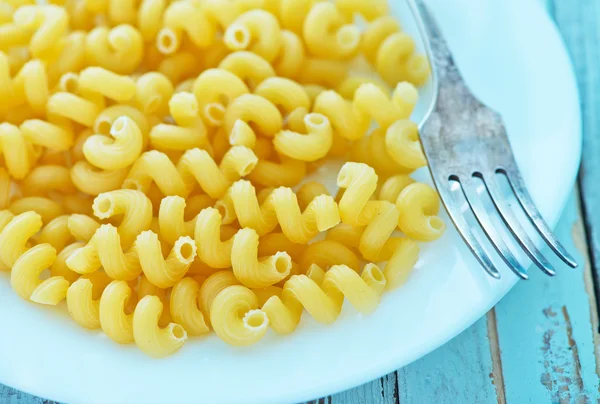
[0,0,581,403]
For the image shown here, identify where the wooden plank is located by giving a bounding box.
[494,192,600,402]
[396,315,499,403]
[330,373,398,404]
[0,384,54,404]
[554,0,600,331]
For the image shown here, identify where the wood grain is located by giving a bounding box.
[494,192,600,402]
[554,0,600,334]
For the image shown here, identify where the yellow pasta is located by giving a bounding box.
[336,162,378,226]
[83,116,143,170]
[170,277,210,336]
[133,295,188,357]
[13,5,68,59]
[47,92,100,127]
[0,122,34,180]
[99,280,135,344]
[247,153,307,188]
[78,67,137,102]
[383,237,419,290]
[135,230,196,288]
[10,197,64,224]
[224,93,282,138]
[379,174,415,203]
[335,0,389,21]
[303,2,360,60]
[224,10,282,62]
[219,180,340,243]
[273,112,332,161]
[352,128,412,176]
[0,169,12,210]
[149,92,208,152]
[86,24,144,74]
[279,0,323,34]
[194,207,235,269]
[299,239,359,273]
[210,285,269,346]
[68,214,101,242]
[135,72,174,116]
[70,161,129,196]
[273,30,305,79]
[396,183,446,242]
[385,120,426,170]
[255,77,311,116]
[219,51,275,89]
[20,119,74,152]
[296,58,348,88]
[12,59,49,114]
[10,243,57,300]
[263,263,385,334]
[232,227,292,288]
[35,215,73,252]
[156,0,213,54]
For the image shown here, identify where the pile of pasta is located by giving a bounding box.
[0,0,445,357]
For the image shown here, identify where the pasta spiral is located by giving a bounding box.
[217,179,340,243]
[263,263,386,334]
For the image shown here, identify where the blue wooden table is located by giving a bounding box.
[2,0,600,403]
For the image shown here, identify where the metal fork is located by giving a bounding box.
[408,0,578,278]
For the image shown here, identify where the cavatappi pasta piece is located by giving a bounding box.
[258,232,306,262]
[198,270,241,319]
[273,112,332,161]
[47,92,100,127]
[379,174,415,203]
[299,239,359,273]
[10,243,57,300]
[247,153,307,188]
[336,76,390,100]
[158,195,197,245]
[383,237,419,290]
[362,16,430,86]
[10,197,63,224]
[232,227,292,288]
[66,271,112,329]
[396,183,445,242]
[156,0,214,54]
[385,120,426,170]
[278,0,322,34]
[313,82,417,142]
[335,0,389,21]
[70,162,129,196]
[20,165,75,197]
[0,169,11,210]
[138,0,168,40]
[133,294,188,357]
[0,211,42,268]
[170,277,210,336]
[193,68,249,127]
[210,285,268,346]
[336,162,378,226]
[272,30,305,79]
[12,60,49,114]
[99,280,135,344]
[219,180,340,242]
[0,122,34,180]
[20,119,73,152]
[255,77,311,116]
[224,10,281,62]
[92,189,153,246]
[296,181,330,210]
[218,51,275,89]
[35,215,73,252]
[67,224,141,279]
[135,230,196,288]
[123,150,187,197]
[194,207,236,269]
[46,31,86,82]
[158,51,200,85]
[297,58,348,88]
[83,116,143,170]
[0,210,15,271]
[263,263,385,334]
[224,94,282,138]
[13,4,68,59]
[135,72,174,116]
[86,24,144,74]
[352,128,412,176]
[93,105,150,148]
[303,3,360,60]
[68,214,100,243]
[177,147,258,198]
[149,92,208,152]
[78,67,136,102]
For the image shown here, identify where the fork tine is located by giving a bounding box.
[435,178,501,278]
[482,174,556,276]
[460,177,529,279]
[501,168,578,268]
